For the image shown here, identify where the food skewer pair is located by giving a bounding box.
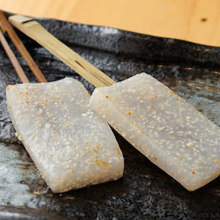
[2,12,220,192]
[1,11,124,193]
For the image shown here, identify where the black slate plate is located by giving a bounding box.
[0,17,219,220]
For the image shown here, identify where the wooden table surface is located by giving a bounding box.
[0,0,220,47]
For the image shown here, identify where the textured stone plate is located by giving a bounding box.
[0,17,219,219]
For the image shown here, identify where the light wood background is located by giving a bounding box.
[0,0,220,47]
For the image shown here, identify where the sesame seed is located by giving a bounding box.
[93,146,99,152]
[17,135,22,141]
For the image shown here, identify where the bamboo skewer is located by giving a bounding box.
[0,11,47,83]
[0,28,29,83]
[9,15,115,88]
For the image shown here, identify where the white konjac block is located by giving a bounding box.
[6,78,124,193]
[90,73,220,191]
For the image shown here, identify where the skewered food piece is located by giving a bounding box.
[6,78,124,193]
[90,73,220,191]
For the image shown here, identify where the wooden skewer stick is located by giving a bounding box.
[0,11,47,83]
[9,15,115,88]
[0,28,29,83]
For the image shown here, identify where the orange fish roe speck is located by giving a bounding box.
[152,95,158,100]
[132,115,136,118]
[96,159,109,166]
[95,159,101,166]
[45,99,48,103]
[153,157,157,160]
[179,156,183,160]
[102,161,109,166]
[176,97,179,101]
[150,106,154,110]
[105,96,109,98]
[192,171,195,174]
[127,112,131,115]
[25,100,29,104]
